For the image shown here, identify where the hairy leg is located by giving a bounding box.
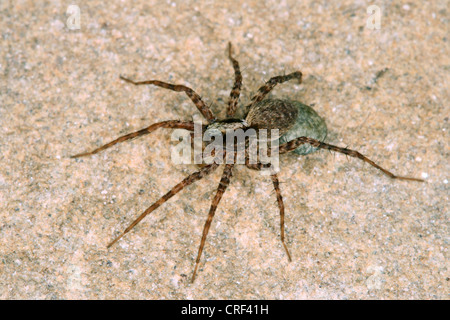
[245,161,292,261]
[120,76,216,122]
[280,137,424,181]
[191,163,234,283]
[226,42,243,117]
[271,173,292,262]
[71,120,194,158]
[245,71,302,110]
[107,162,220,248]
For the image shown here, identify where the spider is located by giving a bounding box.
[71,42,423,283]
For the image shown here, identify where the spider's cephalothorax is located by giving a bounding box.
[71,42,423,283]
[205,118,248,134]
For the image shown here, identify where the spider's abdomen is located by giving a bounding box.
[246,99,327,155]
[245,99,298,136]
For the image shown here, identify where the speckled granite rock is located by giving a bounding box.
[0,1,447,299]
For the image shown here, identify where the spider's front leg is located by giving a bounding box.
[71,120,195,158]
[226,42,243,118]
[280,137,424,182]
[120,76,216,122]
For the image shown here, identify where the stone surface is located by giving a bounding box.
[0,1,447,299]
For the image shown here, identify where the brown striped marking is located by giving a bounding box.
[120,76,216,123]
[226,42,243,117]
[271,173,292,262]
[107,162,220,249]
[244,160,293,262]
[71,120,195,158]
[245,71,302,111]
[279,136,424,182]
[191,163,234,283]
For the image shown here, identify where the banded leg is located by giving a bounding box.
[245,71,303,109]
[71,120,194,158]
[245,161,292,261]
[120,76,216,122]
[271,173,292,262]
[280,137,424,182]
[191,164,234,283]
[226,42,243,117]
[107,162,220,248]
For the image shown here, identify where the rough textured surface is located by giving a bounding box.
[0,1,448,299]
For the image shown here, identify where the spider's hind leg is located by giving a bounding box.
[270,172,292,262]
[279,137,424,182]
[245,162,292,262]
[71,120,194,158]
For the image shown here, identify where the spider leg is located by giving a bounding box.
[191,163,234,283]
[107,162,220,248]
[279,137,424,182]
[71,120,194,158]
[226,42,243,118]
[120,76,216,123]
[270,173,292,262]
[245,161,292,262]
[245,71,302,110]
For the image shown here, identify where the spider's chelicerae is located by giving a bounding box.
[72,43,423,283]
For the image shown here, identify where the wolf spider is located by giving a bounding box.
[71,43,423,283]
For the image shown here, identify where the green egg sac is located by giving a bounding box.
[279,101,327,155]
